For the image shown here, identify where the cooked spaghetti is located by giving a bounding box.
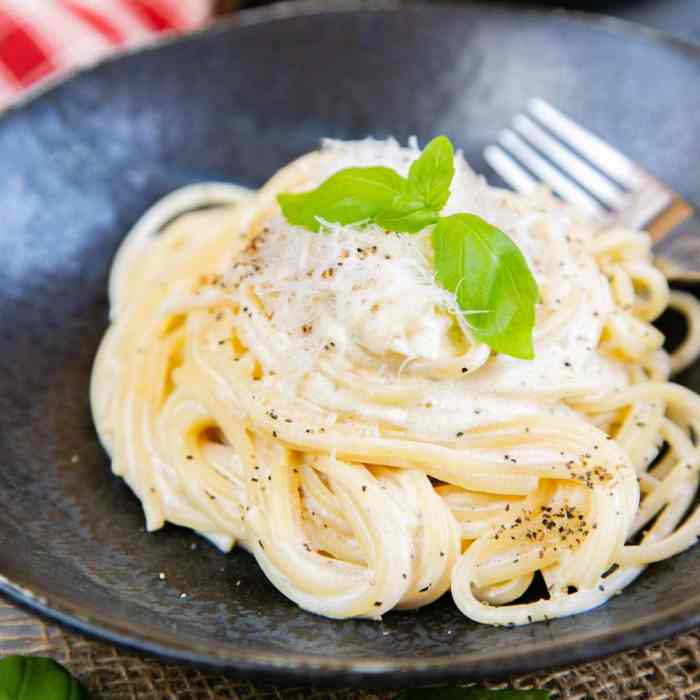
[91,138,700,625]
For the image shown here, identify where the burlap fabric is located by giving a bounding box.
[3,601,700,699]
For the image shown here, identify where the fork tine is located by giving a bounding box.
[483,145,538,194]
[498,129,606,218]
[511,114,627,211]
[528,99,645,190]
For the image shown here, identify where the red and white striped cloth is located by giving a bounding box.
[0,0,213,109]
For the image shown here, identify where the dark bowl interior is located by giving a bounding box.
[1,1,699,687]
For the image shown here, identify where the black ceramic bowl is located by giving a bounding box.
[1,0,699,688]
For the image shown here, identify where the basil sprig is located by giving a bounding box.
[432,215,537,360]
[278,167,405,232]
[375,135,454,232]
[394,688,550,700]
[277,136,538,360]
[404,134,455,210]
[0,655,90,699]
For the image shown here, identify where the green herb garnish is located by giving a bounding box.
[278,167,405,232]
[394,687,550,700]
[0,655,90,699]
[276,136,539,359]
[432,214,537,360]
[404,134,455,210]
[375,135,454,232]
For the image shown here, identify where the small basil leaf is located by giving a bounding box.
[0,655,90,700]
[376,206,439,233]
[376,189,439,233]
[277,167,405,232]
[394,687,550,700]
[432,214,538,360]
[407,135,455,211]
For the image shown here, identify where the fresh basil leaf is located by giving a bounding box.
[277,166,405,232]
[376,205,439,233]
[0,655,90,700]
[394,687,550,700]
[375,190,439,233]
[432,214,538,360]
[407,135,455,211]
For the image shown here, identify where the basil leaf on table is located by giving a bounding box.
[394,687,550,700]
[406,134,455,211]
[0,655,90,700]
[432,214,538,360]
[277,166,405,232]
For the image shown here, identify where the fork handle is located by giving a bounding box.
[654,211,700,282]
[648,197,695,244]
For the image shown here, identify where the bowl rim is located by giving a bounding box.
[2,0,700,686]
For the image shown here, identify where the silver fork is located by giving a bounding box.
[484,98,700,281]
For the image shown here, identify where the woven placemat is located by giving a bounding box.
[2,601,700,699]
